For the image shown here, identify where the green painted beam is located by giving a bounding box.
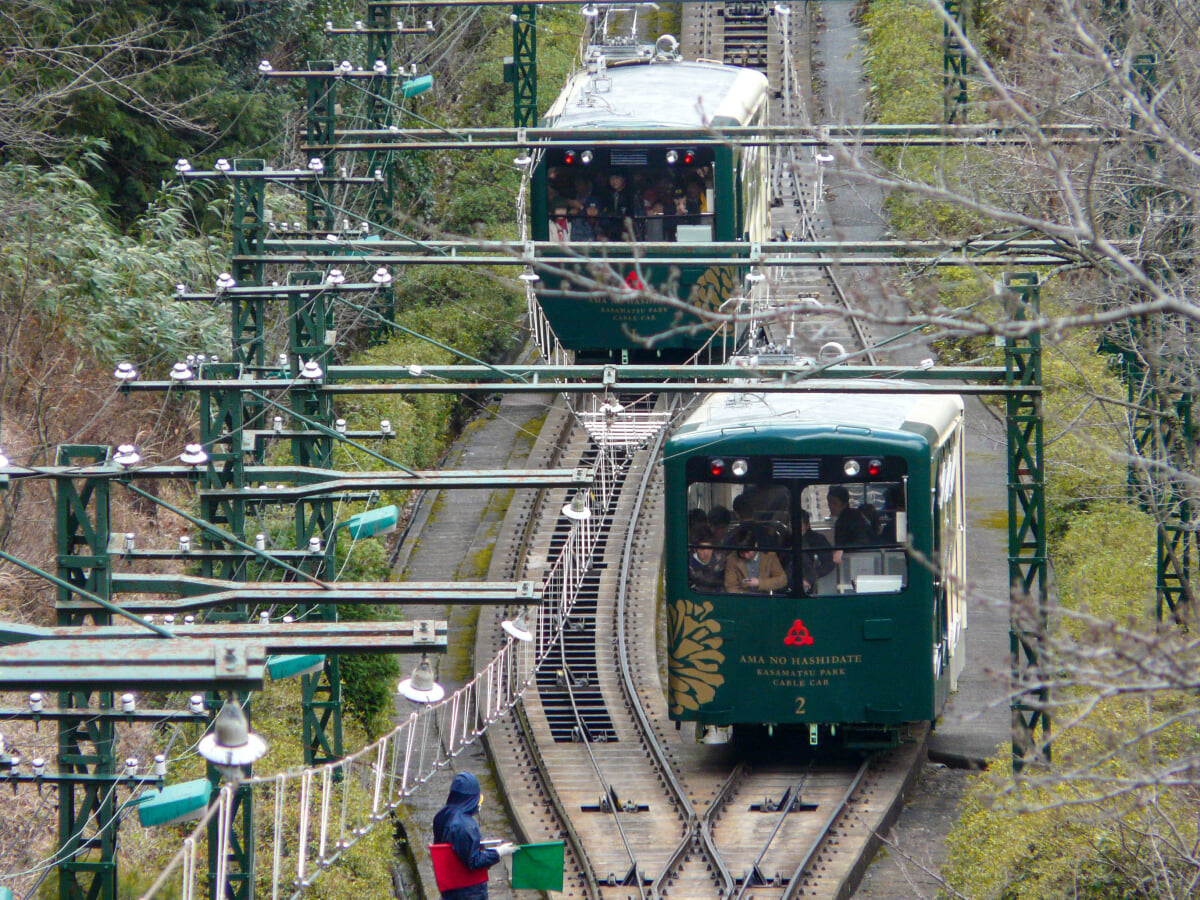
[231,236,1075,254]
[97,574,538,611]
[0,707,206,723]
[229,252,1076,268]
[114,379,1029,396]
[11,619,448,648]
[312,124,1118,152]
[2,773,164,787]
[329,363,1009,382]
[5,465,591,490]
[298,381,1032,395]
[0,628,446,691]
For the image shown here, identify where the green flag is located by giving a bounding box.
[510,841,565,892]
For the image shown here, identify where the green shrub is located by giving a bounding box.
[0,156,229,370]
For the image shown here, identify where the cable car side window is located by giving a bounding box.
[799,481,907,596]
[686,480,792,595]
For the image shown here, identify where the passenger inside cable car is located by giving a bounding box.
[686,476,908,596]
[545,158,714,242]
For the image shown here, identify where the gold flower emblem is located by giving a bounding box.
[689,265,738,316]
[668,598,725,715]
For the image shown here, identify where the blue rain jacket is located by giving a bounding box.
[432,772,500,899]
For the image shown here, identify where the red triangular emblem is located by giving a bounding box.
[624,271,644,290]
[784,619,814,646]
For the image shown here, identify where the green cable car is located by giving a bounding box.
[530,44,771,364]
[663,384,966,748]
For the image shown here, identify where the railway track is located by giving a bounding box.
[684,1,880,369]
[476,6,924,899]
[482,378,925,899]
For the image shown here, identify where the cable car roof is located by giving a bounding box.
[544,60,769,130]
[674,383,964,445]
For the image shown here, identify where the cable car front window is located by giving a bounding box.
[545,153,715,243]
[686,481,792,594]
[800,482,906,596]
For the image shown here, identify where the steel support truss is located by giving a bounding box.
[511,5,537,127]
[54,446,118,900]
[943,0,969,124]
[285,278,343,767]
[1099,322,1195,622]
[1004,274,1049,769]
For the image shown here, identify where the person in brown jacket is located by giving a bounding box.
[724,526,787,594]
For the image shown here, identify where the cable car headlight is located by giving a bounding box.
[731,459,749,477]
[843,459,861,477]
[710,458,726,477]
[580,150,594,164]
[666,150,678,165]
[867,458,883,477]
[683,149,696,165]
[564,149,577,165]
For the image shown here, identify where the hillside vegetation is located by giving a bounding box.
[863,1,1200,896]
[0,1,583,894]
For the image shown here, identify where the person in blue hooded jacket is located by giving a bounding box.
[432,771,516,899]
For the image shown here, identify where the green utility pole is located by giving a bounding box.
[193,371,258,900]
[1096,51,1195,621]
[511,5,538,127]
[306,62,339,233]
[1004,274,1049,770]
[1099,320,1195,622]
[54,446,118,900]
[231,160,268,371]
[366,1,398,238]
[198,370,251,583]
[943,0,969,123]
[287,278,343,766]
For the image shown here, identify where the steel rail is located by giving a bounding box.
[559,669,649,900]
[771,2,879,369]
[501,401,603,899]
[729,777,807,900]
[512,418,648,898]
[696,763,748,895]
[609,396,730,900]
[542,416,669,898]
[783,757,872,900]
